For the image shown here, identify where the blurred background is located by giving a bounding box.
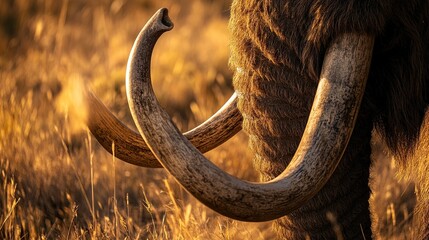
[0,0,416,239]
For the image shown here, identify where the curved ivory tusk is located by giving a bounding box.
[127,8,374,221]
[86,9,242,168]
[86,90,241,168]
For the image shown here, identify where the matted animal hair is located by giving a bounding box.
[229,0,429,161]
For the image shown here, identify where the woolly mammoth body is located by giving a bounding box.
[230,0,429,238]
[87,1,429,239]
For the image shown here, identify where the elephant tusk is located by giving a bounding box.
[127,8,374,221]
[86,9,242,168]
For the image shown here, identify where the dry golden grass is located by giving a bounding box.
[0,0,416,239]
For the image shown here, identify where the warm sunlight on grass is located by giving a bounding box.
[56,75,87,133]
[0,0,415,239]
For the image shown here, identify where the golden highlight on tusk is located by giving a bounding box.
[127,9,374,221]
[86,9,242,168]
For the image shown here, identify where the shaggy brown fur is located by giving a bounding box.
[229,0,429,239]
[402,111,429,239]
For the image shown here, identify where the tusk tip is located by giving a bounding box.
[157,8,174,30]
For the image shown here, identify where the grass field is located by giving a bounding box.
[0,0,416,239]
